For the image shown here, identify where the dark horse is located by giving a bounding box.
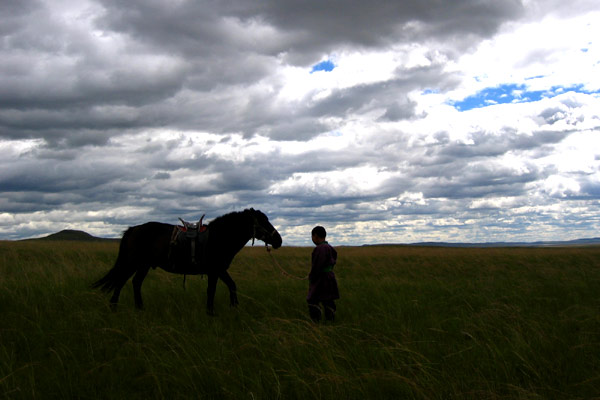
[93,208,282,315]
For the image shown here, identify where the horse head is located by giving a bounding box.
[247,208,282,249]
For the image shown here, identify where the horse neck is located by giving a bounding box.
[209,212,253,251]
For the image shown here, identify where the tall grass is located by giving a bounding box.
[1,241,599,399]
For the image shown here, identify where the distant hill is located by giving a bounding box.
[364,237,600,247]
[29,230,118,242]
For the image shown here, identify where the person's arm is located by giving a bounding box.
[309,245,328,282]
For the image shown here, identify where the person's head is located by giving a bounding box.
[311,226,326,245]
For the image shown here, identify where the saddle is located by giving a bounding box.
[169,214,209,266]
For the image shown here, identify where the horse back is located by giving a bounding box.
[120,222,173,266]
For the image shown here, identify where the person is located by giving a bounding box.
[307,226,339,322]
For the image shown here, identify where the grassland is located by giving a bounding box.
[1,240,599,399]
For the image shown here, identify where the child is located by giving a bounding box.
[307,226,339,322]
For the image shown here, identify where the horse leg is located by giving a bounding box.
[206,273,218,316]
[218,270,238,307]
[132,266,150,310]
[109,268,137,312]
[110,287,122,312]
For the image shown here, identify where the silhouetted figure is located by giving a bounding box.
[307,226,339,322]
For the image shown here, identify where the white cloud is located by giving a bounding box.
[542,175,581,197]
[269,166,393,199]
[448,11,600,100]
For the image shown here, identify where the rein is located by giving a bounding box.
[248,213,306,280]
[265,244,309,281]
[251,221,277,246]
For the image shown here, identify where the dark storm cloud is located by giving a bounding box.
[1,0,524,145]
[0,155,144,211]
[238,0,524,63]
[436,128,570,159]
[97,0,523,59]
[420,166,541,199]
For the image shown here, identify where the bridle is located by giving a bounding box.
[251,218,277,246]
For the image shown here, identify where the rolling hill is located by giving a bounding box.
[29,229,118,242]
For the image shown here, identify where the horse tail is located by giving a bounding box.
[92,228,132,292]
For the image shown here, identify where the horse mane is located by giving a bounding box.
[208,209,255,230]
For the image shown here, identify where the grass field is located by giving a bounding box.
[1,240,599,399]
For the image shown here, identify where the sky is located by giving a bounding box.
[1,0,599,245]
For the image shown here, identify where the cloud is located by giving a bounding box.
[1,0,599,244]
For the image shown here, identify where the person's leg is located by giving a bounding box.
[323,300,336,322]
[307,300,322,322]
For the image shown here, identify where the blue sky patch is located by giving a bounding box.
[311,60,335,73]
[452,83,598,111]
